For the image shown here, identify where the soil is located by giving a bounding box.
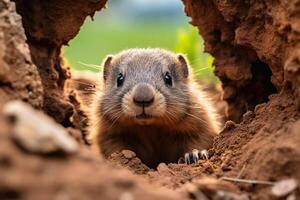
[0,117,183,200]
[12,0,108,125]
[0,0,300,200]
[0,0,43,108]
[183,0,300,122]
[109,90,300,200]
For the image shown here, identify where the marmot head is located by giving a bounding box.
[98,48,191,126]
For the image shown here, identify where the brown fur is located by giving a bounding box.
[89,48,221,168]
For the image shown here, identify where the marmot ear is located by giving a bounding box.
[177,54,189,78]
[102,55,114,81]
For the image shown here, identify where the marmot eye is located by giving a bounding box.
[164,72,172,86]
[117,73,124,87]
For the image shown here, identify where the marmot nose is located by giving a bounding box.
[133,83,154,107]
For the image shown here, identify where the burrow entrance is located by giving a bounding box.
[1,0,299,199]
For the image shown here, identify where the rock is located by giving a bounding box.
[184,183,209,200]
[157,163,173,176]
[271,179,298,198]
[221,156,232,171]
[221,163,232,172]
[122,150,136,159]
[184,176,246,200]
[3,101,78,154]
[215,190,249,200]
[119,192,134,200]
[286,194,297,200]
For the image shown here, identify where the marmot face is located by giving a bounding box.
[99,48,191,126]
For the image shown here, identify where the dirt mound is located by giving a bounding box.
[0,116,182,200]
[211,91,300,199]
[109,91,299,199]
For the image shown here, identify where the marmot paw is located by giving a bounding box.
[178,149,209,164]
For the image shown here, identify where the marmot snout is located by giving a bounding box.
[132,83,154,107]
[124,83,161,124]
[89,48,221,168]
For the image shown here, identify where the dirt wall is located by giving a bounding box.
[0,0,43,109]
[182,0,300,121]
[179,0,300,198]
[12,0,107,126]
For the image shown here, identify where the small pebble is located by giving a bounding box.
[216,190,249,200]
[122,150,136,159]
[221,163,232,171]
[119,192,134,200]
[221,156,232,171]
[157,163,173,176]
[286,194,296,200]
[271,179,298,197]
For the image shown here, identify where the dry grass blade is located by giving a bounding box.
[78,61,102,70]
[236,164,246,179]
[221,177,274,185]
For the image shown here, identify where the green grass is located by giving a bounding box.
[64,18,217,82]
[174,26,218,82]
[64,19,184,71]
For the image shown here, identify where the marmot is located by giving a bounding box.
[89,48,221,168]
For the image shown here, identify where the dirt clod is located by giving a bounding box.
[109,151,151,175]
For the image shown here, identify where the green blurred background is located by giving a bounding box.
[64,0,217,82]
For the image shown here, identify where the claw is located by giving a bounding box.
[178,157,185,164]
[181,149,210,165]
[200,149,209,160]
[192,149,200,163]
[184,152,191,164]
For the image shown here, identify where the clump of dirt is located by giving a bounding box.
[109,150,151,175]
